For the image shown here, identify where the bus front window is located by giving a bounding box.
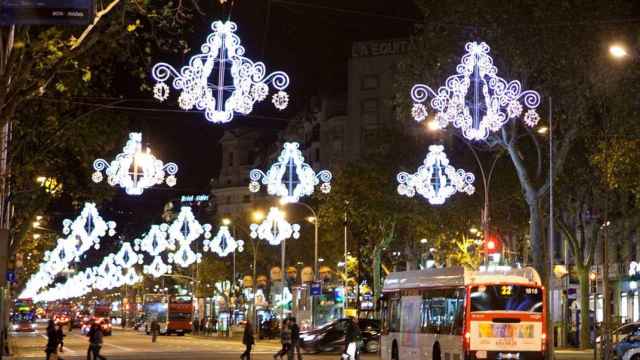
[470,285,543,313]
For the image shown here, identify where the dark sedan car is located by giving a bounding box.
[299,318,380,354]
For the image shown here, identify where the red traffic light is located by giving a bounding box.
[484,233,501,254]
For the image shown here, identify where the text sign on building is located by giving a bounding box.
[180,194,209,204]
[0,0,95,25]
[351,39,409,58]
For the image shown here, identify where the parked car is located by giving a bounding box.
[299,318,380,354]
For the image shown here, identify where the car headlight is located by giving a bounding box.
[31,324,37,329]
[12,325,18,330]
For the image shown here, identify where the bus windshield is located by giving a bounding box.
[470,285,543,313]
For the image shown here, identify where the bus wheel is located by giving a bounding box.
[432,343,441,360]
[391,341,399,360]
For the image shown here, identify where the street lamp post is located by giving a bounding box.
[279,200,320,280]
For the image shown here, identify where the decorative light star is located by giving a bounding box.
[62,202,116,253]
[397,145,475,205]
[93,132,178,196]
[410,42,541,141]
[249,142,332,203]
[114,242,143,269]
[249,207,300,246]
[203,225,243,257]
[151,20,290,124]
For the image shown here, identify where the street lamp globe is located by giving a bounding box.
[222,218,231,226]
[609,44,629,59]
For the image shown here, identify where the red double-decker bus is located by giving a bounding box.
[144,294,193,335]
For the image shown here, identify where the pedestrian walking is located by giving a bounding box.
[56,324,65,353]
[45,320,61,360]
[342,318,361,360]
[240,320,255,360]
[273,319,291,360]
[88,323,106,360]
[150,318,160,343]
[200,317,207,336]
[289,317,303,360]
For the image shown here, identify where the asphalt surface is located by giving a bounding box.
[9,324,376,360]
[9,324,596,360]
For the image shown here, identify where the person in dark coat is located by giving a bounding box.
[87,323,106,360]
[343,318,361,360]
[288,317,303,360]
[240,320,255,360]
[273,319,291,360]
[45,320,60,360]
[56,324,65,353]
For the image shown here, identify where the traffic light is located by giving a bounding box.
[484,233,501,254]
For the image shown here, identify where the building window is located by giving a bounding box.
[361,98,379,127]
[361,75,379,90]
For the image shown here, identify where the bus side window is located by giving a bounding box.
[381,298,389,334]
[389,299,401,333]
[450,288,465,335]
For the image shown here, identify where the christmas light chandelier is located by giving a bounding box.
[203,225,244,257]
[144,255,172,278]
[152,20,291,124]
[410,42,541,141]
[249,142,332,203]
[249,207,300,246]
[92,132,178,196]
[134,224,174,256]
[166,207,211,268]
[397,145,475,205]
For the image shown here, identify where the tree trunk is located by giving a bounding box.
[577,267,591,350]
[529,200,545,274]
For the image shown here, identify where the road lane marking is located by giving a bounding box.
[102,342,134,352]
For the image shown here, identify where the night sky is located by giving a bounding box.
[100,0,421,236]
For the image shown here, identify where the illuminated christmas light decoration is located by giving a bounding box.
[123,268,142,286]
[249,207,300,246]
[203,225,243,257]
[151,20,290,124]
[114,242,143,269]
[249,142,332,203]
[410,42,541,141]
[145,255,172,278]
[92,132,178,196]
[168,243,202,268]
[62,202,116,253]
[397,145,475,205]
[134,224,174,256]
[168,207,212,245]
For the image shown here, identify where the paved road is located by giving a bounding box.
[9,325,596,360]
[9,326,376,360]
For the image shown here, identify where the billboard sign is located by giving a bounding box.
[0,0,95,25]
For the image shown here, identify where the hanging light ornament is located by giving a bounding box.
[249,207,300,246]
[114,242,144,269]
[134,224,174,256]
[249,142,332,204]
[166,207,211,268]
[151,20,290,124]
[20,203,116,300]
[397,145,476,205]
[144,255,172,278]
[410,42,541,141]
[203,225,244,257]
[92,132,178,196]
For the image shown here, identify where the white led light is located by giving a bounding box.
[203,225,240,257]
[135,224,173,256]
[151,21,290,123]
[166,207,209,267]
[410,42,541,141]
[144,255,172,278]
[397,145,475,205]
[249,142,332,204]
[93,132,178,196]
[249,207,300,246]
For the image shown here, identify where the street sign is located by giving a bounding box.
[6,270,16,284]
[310,281,321,296]
[0,0,95,25]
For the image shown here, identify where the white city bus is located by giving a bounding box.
[380,267,545,360]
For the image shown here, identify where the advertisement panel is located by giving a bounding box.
[0,0,95,25]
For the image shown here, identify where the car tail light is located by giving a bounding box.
[541,332,547,351]
[464,331,471,351]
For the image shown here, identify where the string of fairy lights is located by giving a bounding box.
[23,17,546,302]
